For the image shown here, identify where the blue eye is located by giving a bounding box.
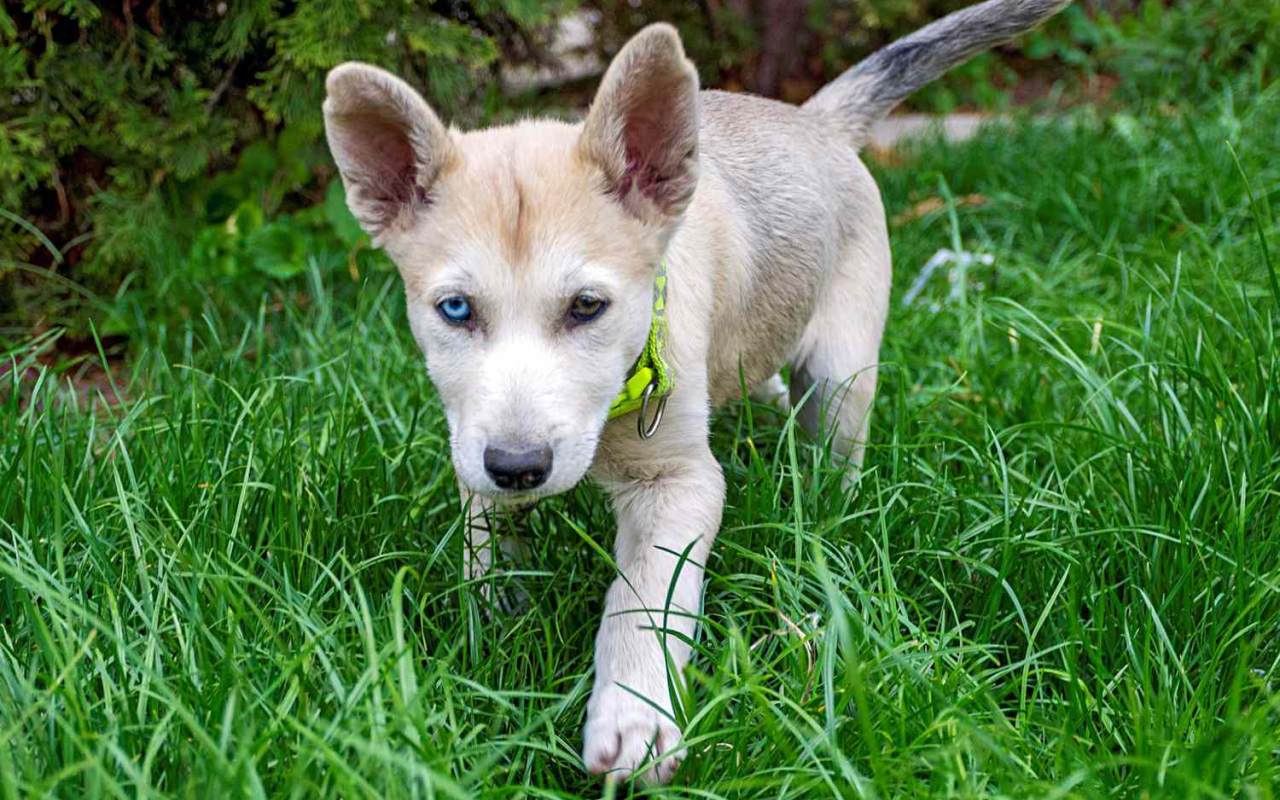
[437,295,472,324]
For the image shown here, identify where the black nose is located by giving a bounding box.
[483,443,553,491]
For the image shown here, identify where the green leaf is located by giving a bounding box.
[246,221,309,278]
[229,201,266,238]
[324,180,366,248]
[404,18,499,66]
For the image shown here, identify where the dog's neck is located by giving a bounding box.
[607,259,673,438]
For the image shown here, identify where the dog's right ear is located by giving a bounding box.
[323,63,454,239]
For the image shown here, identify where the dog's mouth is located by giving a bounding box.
[465,479,572,506]
[490,492,541,510]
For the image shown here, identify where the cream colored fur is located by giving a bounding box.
[323,1,1069,784]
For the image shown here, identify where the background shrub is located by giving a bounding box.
[1,0,1276,345]
[0,0,571,336]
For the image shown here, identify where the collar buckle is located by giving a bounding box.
[607,258,673,437]
[637,381,668,439]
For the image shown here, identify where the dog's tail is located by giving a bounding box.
[803,0,1071,146]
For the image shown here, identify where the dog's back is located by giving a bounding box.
[684,0,1072,404]
[686,91,884,403]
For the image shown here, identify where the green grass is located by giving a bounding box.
[3,76,1279,797]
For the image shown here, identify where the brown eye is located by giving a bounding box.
[568,294,608,324]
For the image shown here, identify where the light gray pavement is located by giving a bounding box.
[866,112,995,150]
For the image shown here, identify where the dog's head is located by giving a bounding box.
[323,25,699,500]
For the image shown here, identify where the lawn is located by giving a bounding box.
[3,78,1279,800]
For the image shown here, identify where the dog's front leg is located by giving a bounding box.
[461,486,495,585]
[583,446,725,784]
[460,486,528,612]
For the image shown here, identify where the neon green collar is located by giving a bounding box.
[607,259,673,436]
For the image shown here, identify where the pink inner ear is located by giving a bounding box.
[602,61,697,216]
[623,146,663,199]
[620,110,683,206]
[335,112,432,226]
[359,118,422,208]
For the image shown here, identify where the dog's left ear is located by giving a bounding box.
[578,23,700,225]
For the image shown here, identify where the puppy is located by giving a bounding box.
[323,0,1070,783]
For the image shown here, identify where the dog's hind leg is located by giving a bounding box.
[789,232,891,477]
[749,372,791,411]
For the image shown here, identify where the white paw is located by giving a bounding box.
[582,685,684,785]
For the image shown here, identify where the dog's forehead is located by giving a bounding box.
[447,121,597,259]
[392,120,658,297]
[438,238,605,296]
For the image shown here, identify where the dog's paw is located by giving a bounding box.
[582,687,683,785]
[474,578,531,616]
[750,372,791,411]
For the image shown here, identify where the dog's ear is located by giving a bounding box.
[323,63,454,238]
[578,24,700,224]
